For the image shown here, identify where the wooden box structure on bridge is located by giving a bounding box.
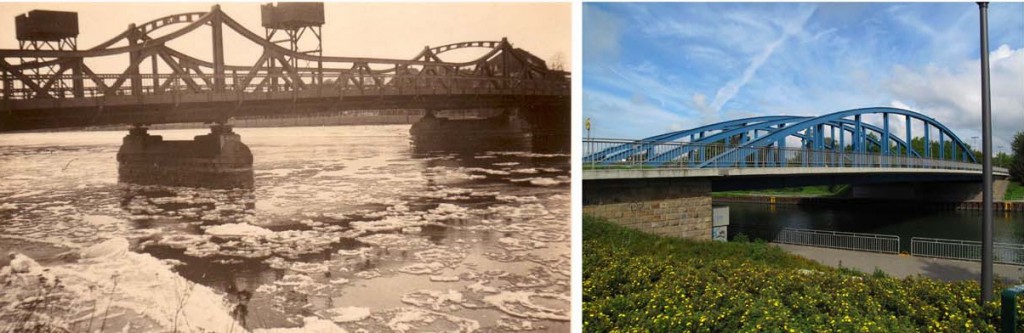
[15,10,79,42]
[260,2,325,85]
[260,3,325,29]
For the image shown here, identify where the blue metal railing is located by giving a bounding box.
[775,228,900,254]
[583,138,1005,173]
[911,237,1024,266]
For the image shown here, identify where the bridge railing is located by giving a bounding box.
[776,228,901,254]
[1,71,569,101]
[583,138,989,172]
[911,237,1024,266]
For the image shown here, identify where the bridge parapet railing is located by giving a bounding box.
[583,138,995,173]
[1,71,569,101]
[911,237,1024,266]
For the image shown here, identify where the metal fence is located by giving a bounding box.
[583,138,995,172]
[776,228,901,254]
[911,237,1024,266]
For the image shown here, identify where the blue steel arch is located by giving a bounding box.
[582,115,794,163]
[587,107,977,168]
[644,117,924,166]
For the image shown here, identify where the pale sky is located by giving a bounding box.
[0,2,571,72]
[584,3,1023,153]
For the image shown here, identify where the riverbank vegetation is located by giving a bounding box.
[583,216,1022,332]
[1008,181,1024,201]
[1009,132,1024,187]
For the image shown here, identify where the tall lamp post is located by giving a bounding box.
[978,1,994,304]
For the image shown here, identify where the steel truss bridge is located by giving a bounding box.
[0,5,570,132]
[585,107,1010,174]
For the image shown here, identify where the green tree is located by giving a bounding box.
[842,133,881,153]
[1011,132,1024,182]
[995,152,1012,169]
[866,133,881,153]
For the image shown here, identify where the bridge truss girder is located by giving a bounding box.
[0,5,569,128]
[586,107,978,168]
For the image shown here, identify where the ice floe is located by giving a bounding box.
[79,237,130,259]
[254,316,349,333]
[27,241,243,332]
[399,262,445,275]
[350,216,426,233]
[204,222,274,238]
[401,289,464,311]
[483,291,570,321]
[429,275,460,282]
[357,234,434,250]
[383,307,479,333]
[325,306,371,323]
[498,317,543,331]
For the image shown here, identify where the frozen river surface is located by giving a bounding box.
[0,125,570,332]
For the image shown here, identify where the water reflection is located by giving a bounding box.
[725,201,1024,252]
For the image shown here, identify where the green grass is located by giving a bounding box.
[713,185,849,198]
[583,215,1019,332]
[1007,181,1024,201]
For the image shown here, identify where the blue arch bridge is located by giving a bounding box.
[582,107,1009,239]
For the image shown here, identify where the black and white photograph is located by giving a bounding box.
[0,2,570,332]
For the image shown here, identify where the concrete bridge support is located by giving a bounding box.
[583,178,713,240]
[409,108,533,152]
[521,100,571,152]
[408,98,569,153]
[117,124,254,189]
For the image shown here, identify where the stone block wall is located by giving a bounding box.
[583,178,712,240]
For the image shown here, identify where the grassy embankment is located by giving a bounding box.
[583,216,1023,332]
[1007,181,1024,201]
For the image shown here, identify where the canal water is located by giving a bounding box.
[0,125,569,332]
[724,201,1024,252]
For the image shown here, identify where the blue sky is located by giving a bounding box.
[583,2,1024,153]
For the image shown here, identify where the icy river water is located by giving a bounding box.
[0,125,570,332]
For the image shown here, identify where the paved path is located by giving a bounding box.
[775,243,1024,283]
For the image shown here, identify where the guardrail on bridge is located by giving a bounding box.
[583,138,999,173]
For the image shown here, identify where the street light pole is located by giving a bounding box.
[978,1,994,304]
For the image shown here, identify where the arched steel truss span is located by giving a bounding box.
[585,107,979,169]
[0,5,568,104]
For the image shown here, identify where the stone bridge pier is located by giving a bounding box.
[117,124,254,189]
[583,178,713,240]
[409,99,570,153]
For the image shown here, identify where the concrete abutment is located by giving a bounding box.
[409,100,570,153]
[583,178,713,240]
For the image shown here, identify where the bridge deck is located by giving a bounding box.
[583,166,1010,181]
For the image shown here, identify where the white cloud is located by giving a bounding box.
[886,44,1024,152]
[582,90,696,139]
[709,6,817,113]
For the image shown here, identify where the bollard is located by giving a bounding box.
[1002,284,1024,332]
